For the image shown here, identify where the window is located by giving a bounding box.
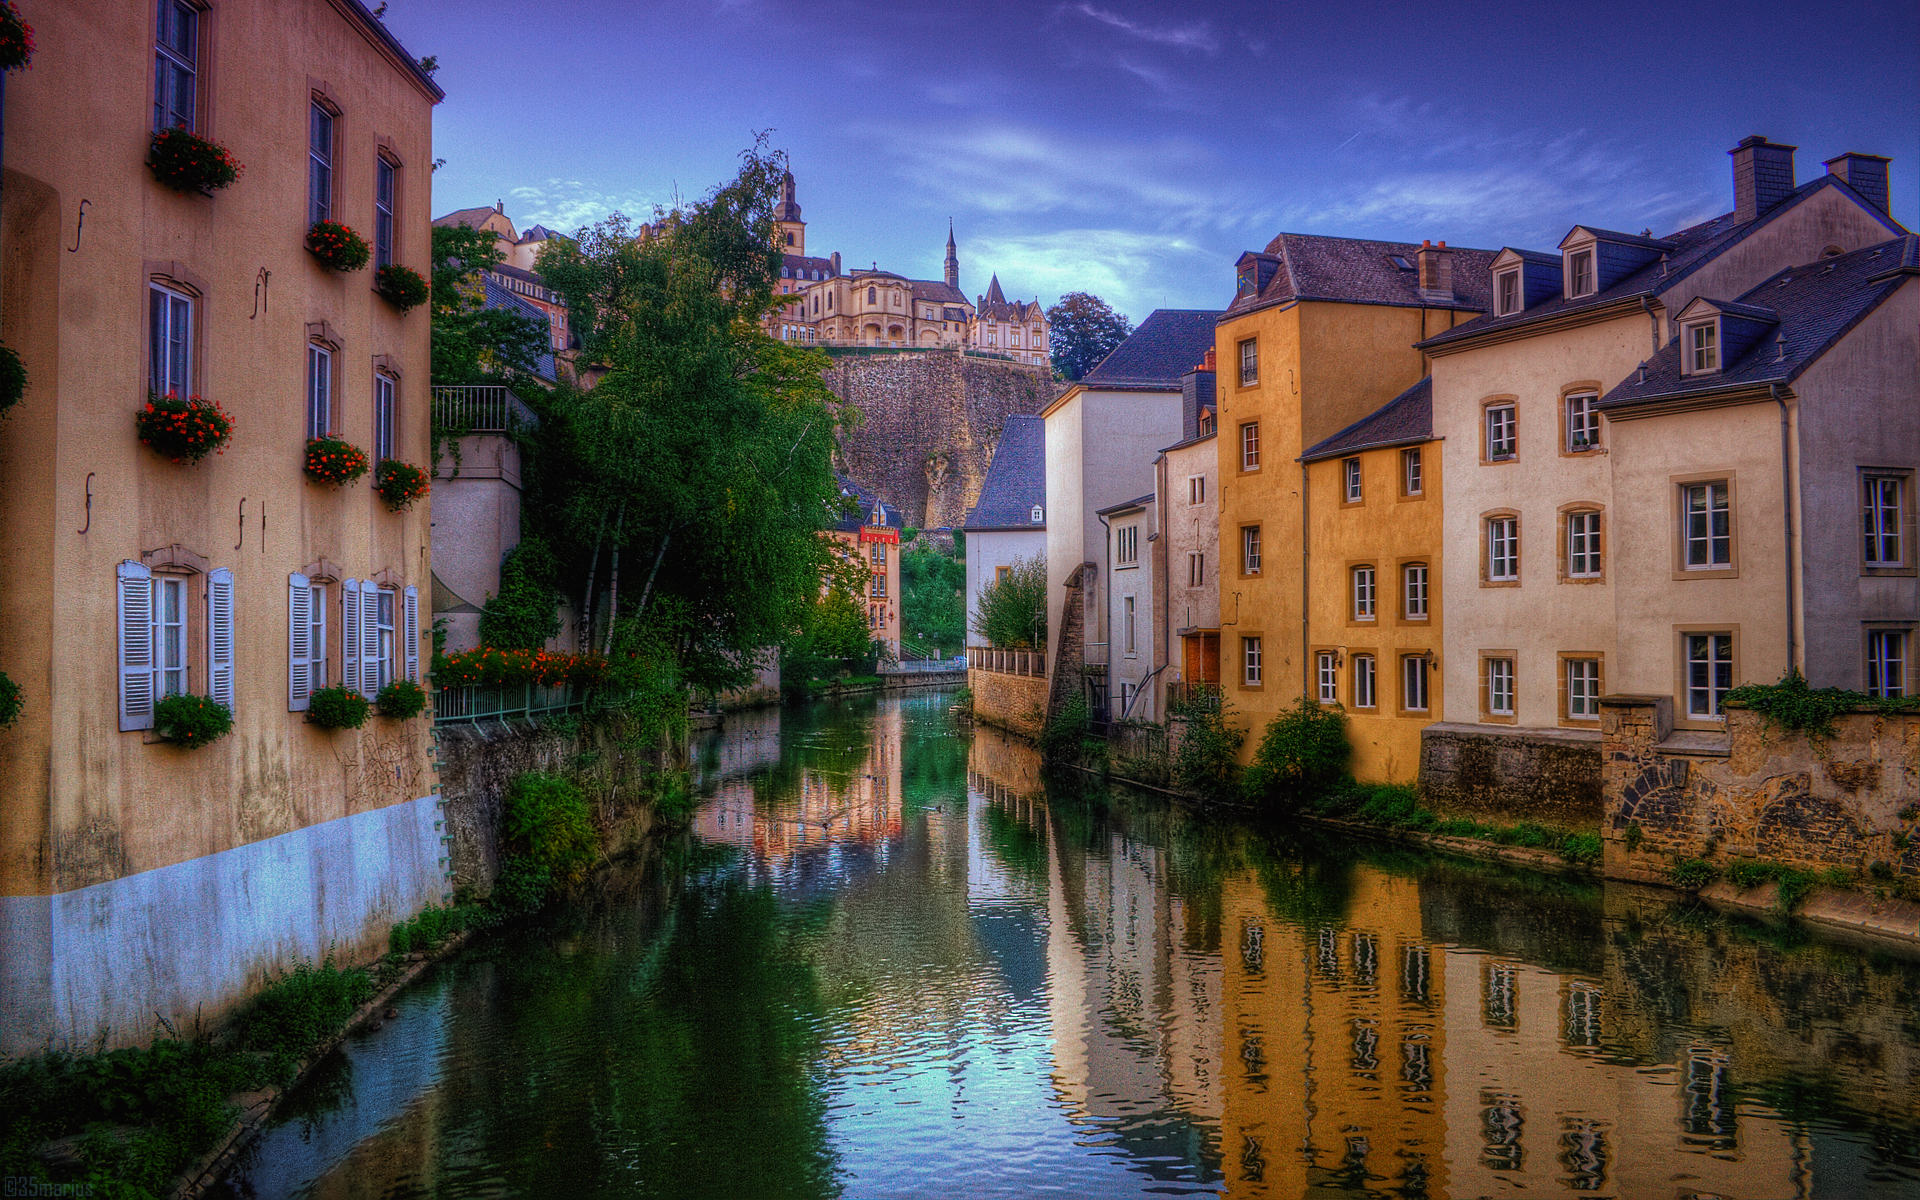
[1487,657,1515,717]
[149,283,193,398]
[1197,408,1216,437]
[153,0,197,132]
[1402,448,1422,496]
[1238,338,1258,386]
[1402,655,1430,712]
[1242,636,1263,686]
[1188,475,1205,505]
[1566,658,1601,719]
[374,156,396,270]
[1031,504,1044,523]
[119,562,232,730]
[1241,525,1262,575]
[1864,475,1904,566]
[996,565,1012,584]
[1187,552,1205,587]
[1123,596,1136,655]
[1687,322,1719,373]
[1487,517,1519,582]
[309,103,335,226]
[376,589,396,690]
[307,344,333,440]
[1566,393,1600,450]
[1496,269,1520,316]
[1867,630,1907,698]
[870,573,887,598]
[867,286,877,304]
[1402,563,1428,620]
[288,576,328,709]
[1685,633,1734,718]
[374,373,396,462]
[870,542,885,565]
[1352,566,1376,620]
[1568,249,1594,297]
[157,576,188,699]
[1353,655,1376,708]
[1317,652,1338,703]
[1344,458,1362,503]
[1116,525,1139,566]
[1682,482,1731,569]
[1485,404,1516,460]
[1240,422,1261,470]
[1567,511,1602,578]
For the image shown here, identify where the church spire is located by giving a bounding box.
[943,220,959,290]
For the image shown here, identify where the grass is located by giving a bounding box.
[1304,782,1603,866]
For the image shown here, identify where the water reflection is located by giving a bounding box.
[239,692,1920,1199]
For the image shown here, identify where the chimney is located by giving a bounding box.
[1729,136,1797,222]
[1824,152,1892,215]
[830,251,841,276]
[1416,239,1454,302]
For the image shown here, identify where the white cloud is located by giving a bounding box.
[1071,4,1217,52]
[962,228,1224,319]
[505,180,662,233]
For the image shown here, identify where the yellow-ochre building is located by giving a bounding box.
[1213,237,1493,768]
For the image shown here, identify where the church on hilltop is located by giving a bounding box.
[765,173,1051,368]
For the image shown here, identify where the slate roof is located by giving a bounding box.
[1300,377,1432,462]
[1419,174,1909,352]
[433,205,504,230]
[518,225,563,243]
[911,279,968,306]
[488,261,551,289]
[1598,236,1918,410]
[963,415,1047,531]
[831,474,903,533]
[1094,492,1155,517]
[783,254,836,278]
[1081,310,1224,388]
[480,278,556,380]
[1227,234,1498,318]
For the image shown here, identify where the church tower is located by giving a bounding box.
[775,170,805,255]
[944,221,959,290]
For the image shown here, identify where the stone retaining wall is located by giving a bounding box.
[969,667,1048,741]
[1418,721,1604,826]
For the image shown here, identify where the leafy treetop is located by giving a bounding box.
[1046,292,1133,381]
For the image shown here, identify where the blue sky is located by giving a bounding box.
[391,0,1918,324]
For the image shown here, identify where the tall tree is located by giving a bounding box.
[430,223,550,385]
[1046,292,1133,381]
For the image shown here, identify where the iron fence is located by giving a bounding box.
[435,681,580,725]
[431,384,539,433]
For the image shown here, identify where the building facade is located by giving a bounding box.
[828,477,904,658]
[962,414,1048,647]
[1155,358,1220,702]
[0,0,442,1053]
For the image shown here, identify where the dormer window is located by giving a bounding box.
[1496,270,1521,316]
[1236,263,1257,297]
[1567,250,1594,298]
[1388,255,1413,270]
[1687,321,1719,373]
[1030,505,1044,523]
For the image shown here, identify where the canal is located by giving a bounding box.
[233,690,1920,1198]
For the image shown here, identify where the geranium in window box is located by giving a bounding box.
[307,685,370,730]
[0,2,34,71]
[377,678,427,720]
[373,459,430,511]
[148,127,242,194]
[0,669,21,730]
[375,263,429,313]
[306,220,371,272]
[139,392,235,464]
[304,435,370,487]
[155,693,233,748]
[0,342,25,415]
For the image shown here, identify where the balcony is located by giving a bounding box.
[431,384,539,434]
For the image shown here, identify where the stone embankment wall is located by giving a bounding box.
[825,351,1058,528]
[1600,695,1920,882]
[1418,723,1603,826]
[969,656,1048,741]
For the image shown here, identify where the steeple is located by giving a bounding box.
[774,170,805,254]
[943,220,959,290]
[984,274,1005,306]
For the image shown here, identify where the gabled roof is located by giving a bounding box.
[1300,377,1432,462]
[1420,174,1909,352]
[911,279,968,306]
[488,261,552,289]
[433,205,509,231]
[1560,226,1679,252]
[518,225,563,243]
[481,278,556,380]
[1226,233,1498,318]
[831,474,903,533]
[783,254,835,275]
[1081,310,1224,389]
[1095,492,1156,517]
[984,275,1006,305]
[1598,236,1917,411]
[963,415,1046,531]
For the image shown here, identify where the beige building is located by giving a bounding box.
[826,476,904,659]
[1156,356,1220,698]
[0,0,442,1054]
[1420,138,1910,749]
[431,202,571,378]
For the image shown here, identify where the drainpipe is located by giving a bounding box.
[1301,460,1311,699]
[1640,296,1661,355]
[1773,383,1800,675]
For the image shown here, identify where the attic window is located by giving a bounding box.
[1822,245,1844,258]
[1566,250,1595,298]
[1236,264,1257,297]
[1030,505,1044,523]
[1684,320,1719,374]
[1389,255,1413,271]
[1496,270,1521,316]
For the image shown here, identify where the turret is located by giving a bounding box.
[944,221,959,290]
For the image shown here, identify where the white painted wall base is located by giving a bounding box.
[0,794,447,1058]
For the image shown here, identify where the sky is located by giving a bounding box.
[389,0,1918,324]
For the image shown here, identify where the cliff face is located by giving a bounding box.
[825,351,1059,529]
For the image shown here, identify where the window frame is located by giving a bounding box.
[1560,653,1603,725]
[307,341,335,441]
[308,99,337,227]
[1561,505,1605,583]
[1399,653,1431,715]
[1563,390,1602,454]
[1187,551,1205,588]
[1122,595,1136,657]
[1115,523,1139,567]
[148,281,195,400]
[1484,512,1520,585]
[1865,627,1910,698]
[1861,470,1914,575]
[1239,422,1261,472]
[1350,563,1377,623]
[1351,653,1377,710]
[1240,635,1263,688]
[373,153,398,271]
[1481,653,1516,723]
[1683,319,1720,375]
[1240,525,1262,577]
[375,587,397,692]
[1400,560,1430,622]
[1342,457,1363,505]
[1679,629,1737,724]
[152,0,201,134]
[1673,475,1738,579]
[1316,650,1339,705]
[1484,402,1518,462]
[1566,248,1595,298]
[1401,447,1423,498]
[1188,475,1205,506]
[373,370,397,463]
[1496,269,1520,316]
[1238,338,1258,387]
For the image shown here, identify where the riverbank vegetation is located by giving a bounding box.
[901,536,966,657]
[970,554,1046,650]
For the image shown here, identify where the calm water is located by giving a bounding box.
[232,691,1920,1199]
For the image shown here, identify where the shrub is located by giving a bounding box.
[0,668,20,729]
[154,693,233,748]
[971,554,1048,649]
[306,219,371,272]
[375,262,430,312]
[0,340,24,415]
[377,678,427,719]
[389,903,474,955]
[373,458,431,511]
[491,855,555,915]
[478,538,562,650]
[1169,688,1245,802]
[237,958,375,1061]
[304,435,371,486]
[137,392,235,463]
[1243,697,1350,804]
[307,684,370,729]
[1668,858,1718,889]
[1561,833,1603,865]
[148,126,242,193]
[1726,669,1919,738]
[1038,691,1093,762]
[503,772,598,886]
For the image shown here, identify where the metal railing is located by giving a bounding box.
[435,681,580,725]
[884,655,970,674]
[431,385,539,434]
[967,646,1047,678]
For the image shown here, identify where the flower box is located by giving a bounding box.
[377,679,427,720]
[375,263,429,312]
[155,693,233,748]
[0,1,35,72]
[307,685,370,729]
[307,220,370,272]
[139,393,235,464]
[304,435,370,487]
[373,459,430,511]
[149,127,243,195]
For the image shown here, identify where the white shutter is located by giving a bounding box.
[403,585,420,684]
[288,571,311,711]
[207,567,235,711]
[362,589,383,697]
[117,561,157,731]
[342,579,361,697]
